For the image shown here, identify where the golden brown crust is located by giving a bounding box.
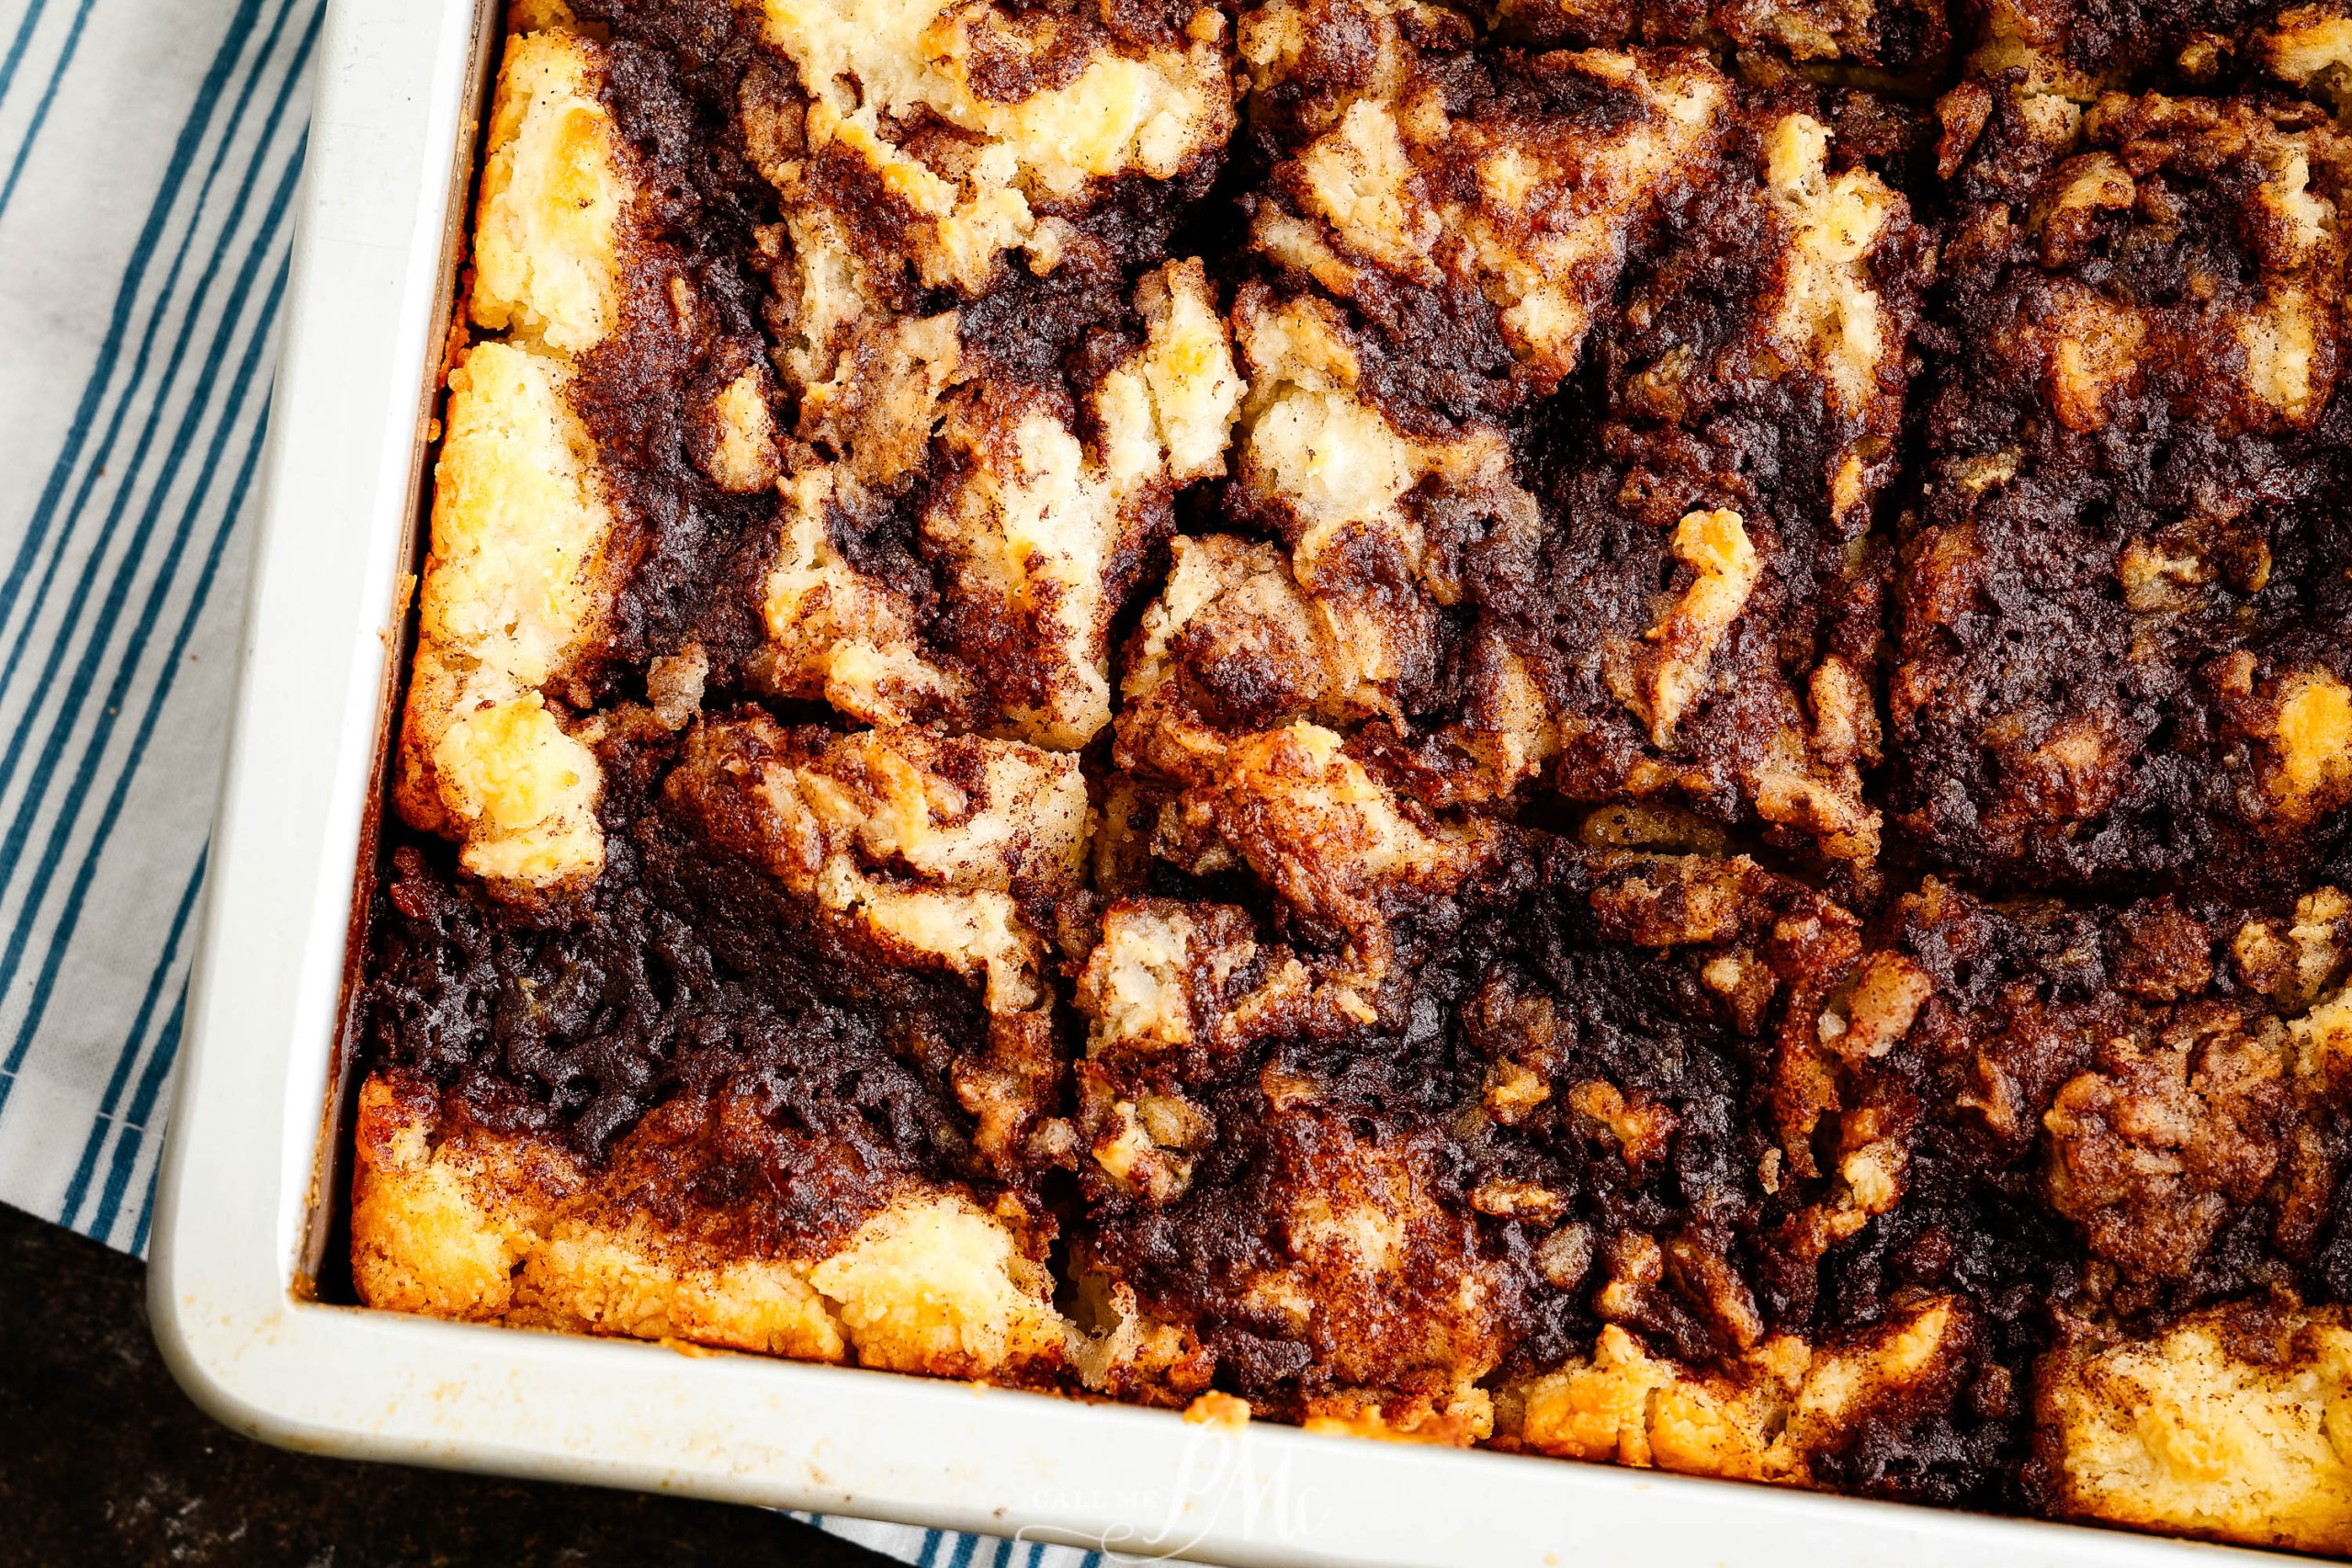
[470,30,630,353]
[396,25,692,899]
[2034,1301,2352,1554]
[396,340,615,894]
[352,1072,1072,1377]
[392,29,625,894]
[1497,1296,1973,1483]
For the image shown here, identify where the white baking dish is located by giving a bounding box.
[141,2,2315,1562]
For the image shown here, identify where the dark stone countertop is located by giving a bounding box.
[0,1202,893,1567]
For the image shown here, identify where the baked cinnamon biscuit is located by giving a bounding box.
[357,715,1090,1378]
[1239,0,1732,403]
[1069,840,1868,1438]
[1895,80,2352,892]
[736,0,1241,747]
[400,18,789,897]
[1965,0,2312,89]
[352,1073,1072,1376]
[398,28,642,896]
[1487,871,2352,1506]
[1521,98,1922,874]
[1500,1296,1981,1484]
[1119,39,1923,871]
[759,254,1242,746]
[741,0,1234,296]
[2033,1300,2352,1553]
[354,2,2352,1553]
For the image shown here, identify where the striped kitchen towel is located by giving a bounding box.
[0,0,315,1254]
[0,4,1125,1564]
